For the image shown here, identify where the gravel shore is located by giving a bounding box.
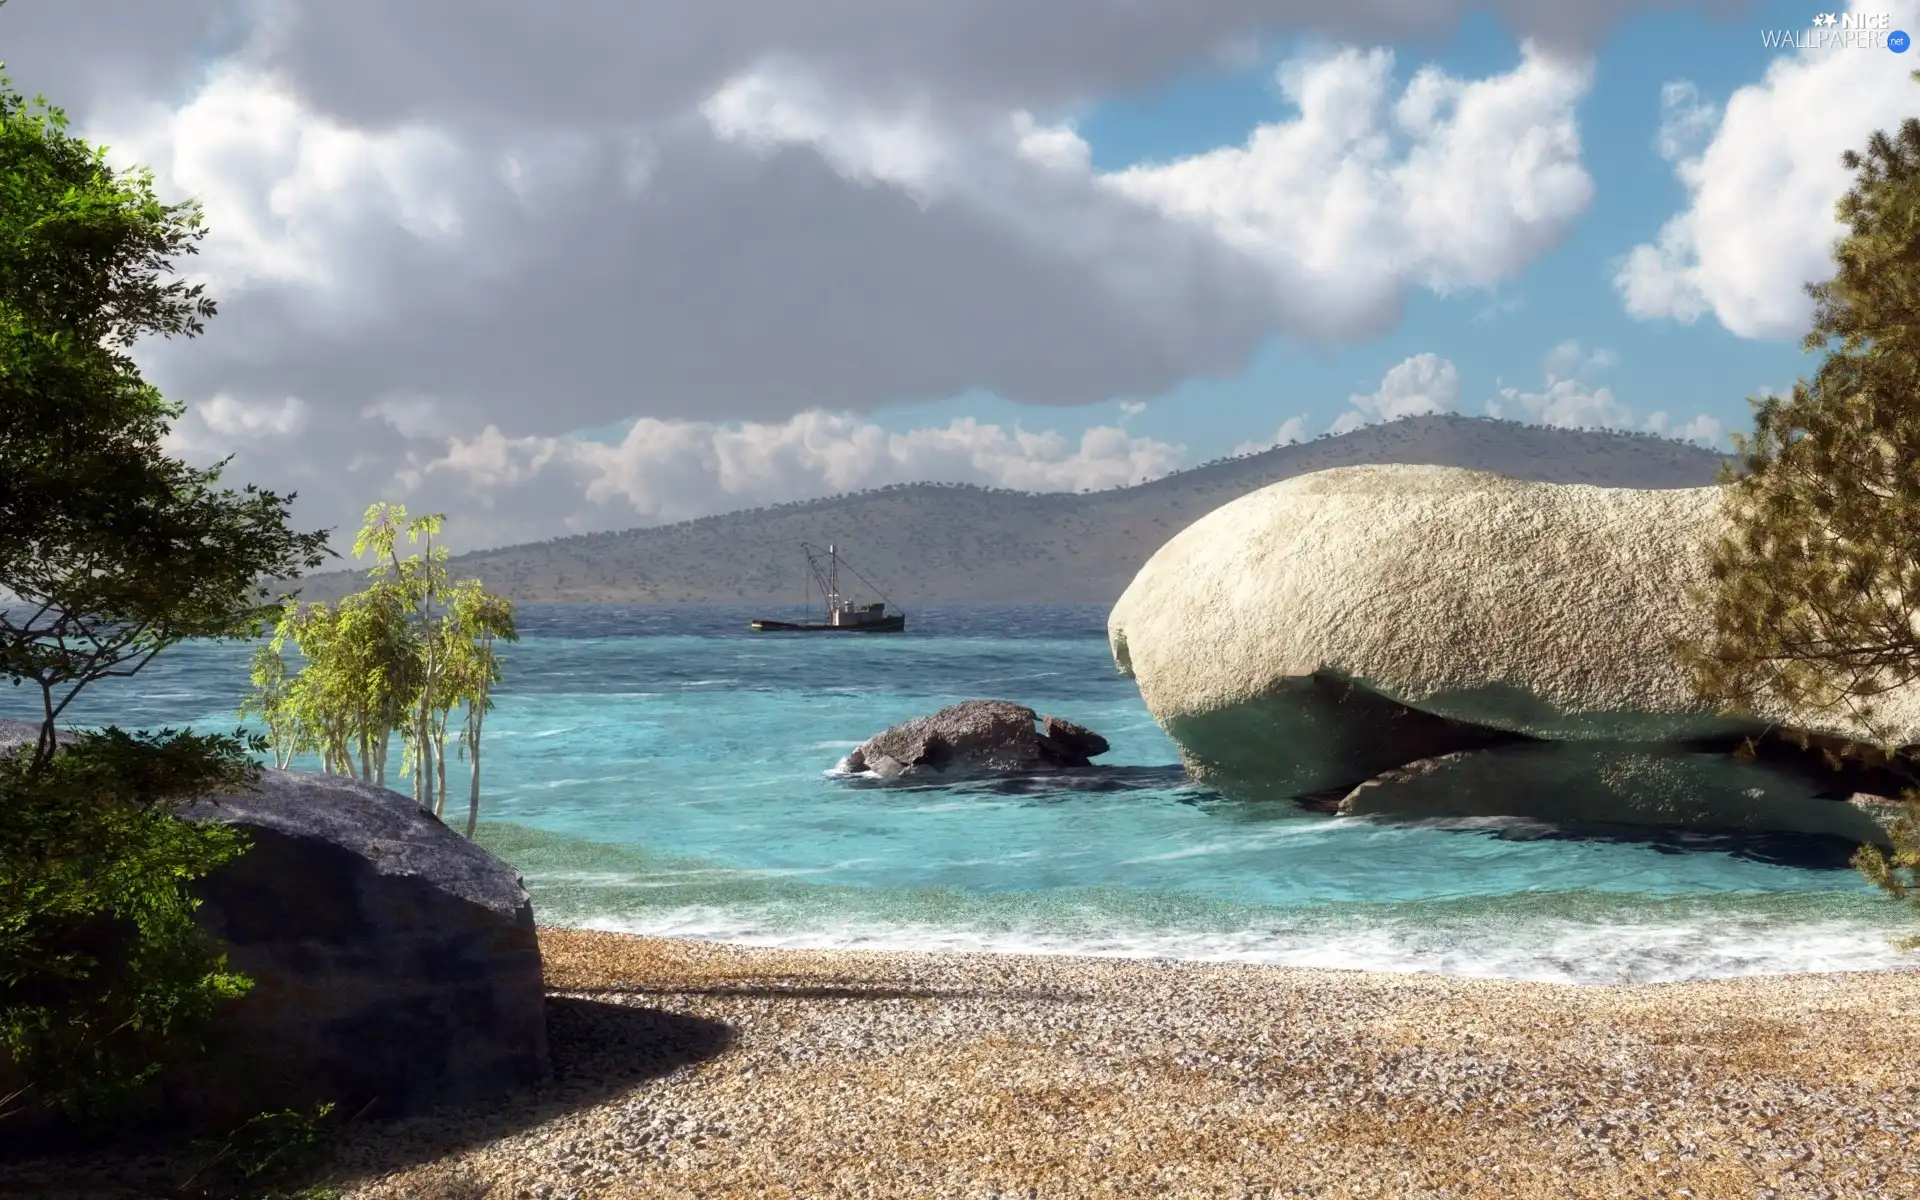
[323,928,1920,1200]
[11,927,1920,1199]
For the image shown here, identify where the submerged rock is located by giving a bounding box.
[841,700,1111,779]
[1335,742,1897,845]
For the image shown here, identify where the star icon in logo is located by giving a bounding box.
[1814,12,1838,25]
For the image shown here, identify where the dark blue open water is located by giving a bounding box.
[17,603,1917,984]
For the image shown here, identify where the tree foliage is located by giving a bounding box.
[245,505,517,835]
[1679,71,1920,938]
[1,729,258,1122]
[0,65,323,1126]
[0,70,330,767]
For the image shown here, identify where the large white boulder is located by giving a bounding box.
[1107,463,1920,814]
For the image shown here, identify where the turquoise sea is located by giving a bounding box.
[20,603,1920,985]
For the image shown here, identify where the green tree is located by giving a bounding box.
[1,728,258,1122]
[0,72,329,766]
[245,508,516,836]
[0,65,327,1124]
[442,580,518,837]
[250,585,419,783]
[352,505,450,811]
[1679,71,1920,938]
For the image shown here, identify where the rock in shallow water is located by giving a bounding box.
[1335,742,1898,845]
[841,700,1111,779]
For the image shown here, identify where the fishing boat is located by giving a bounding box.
[750,543,907,633]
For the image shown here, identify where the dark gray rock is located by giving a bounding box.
[0,717,73,757]
[1335,740,1899,845]
[1041,716,1110,761]
[174,767,550,1127]
[0,718,549,1128]
[841,700,1111,778]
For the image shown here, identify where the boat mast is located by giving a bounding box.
[826,543,841,617]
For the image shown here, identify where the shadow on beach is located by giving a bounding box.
[561,981,1078,1004]
[318,997,734,1187]
[0,997,735,1199]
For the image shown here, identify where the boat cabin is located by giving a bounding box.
[831,601,889,627]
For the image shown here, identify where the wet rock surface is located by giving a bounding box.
[840,700,1113,780]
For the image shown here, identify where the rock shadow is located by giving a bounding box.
[841,763,1198,798]
[562,982,1078,1004]
[319,997,732,1183]
[1473,817,1875,870]
[0,997,733,1199]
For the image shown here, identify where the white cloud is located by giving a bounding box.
[1643,411,1725,445]
[1327,352,1462,433]
[1106,43,1595,338]
[1011,110,1093,172]
[701,64,953,199]
[163,393,310,455]
[1653,79,1718,162]
[1471,292,1526,323]
[1484,342,1724,447]
[202,393,310,438]
[1487,376,1635,428]
[0,2,1659,551]
[395,410,1185,534]
[1616,0,1920,338]
[363,393,452,439]
[1233,415,1310,455]
[96,64,479,312]
[1542,338,1617,380]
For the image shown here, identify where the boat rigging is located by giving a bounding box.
[749,543,906,633]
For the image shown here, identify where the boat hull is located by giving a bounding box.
[749,616,906,633]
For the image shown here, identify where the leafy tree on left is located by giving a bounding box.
[0,64,331,1126]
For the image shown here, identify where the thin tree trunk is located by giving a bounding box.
[35,682,57,769]
[418,700,433,810]
[465,706,484,838]
[433,715,449,818]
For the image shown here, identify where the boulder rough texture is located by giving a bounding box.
[1335,743,1896,844]
[1106,465,1920,837]
[0,719,549,1129]
[842,700,1111,778]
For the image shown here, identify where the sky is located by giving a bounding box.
[2,0,1913,552]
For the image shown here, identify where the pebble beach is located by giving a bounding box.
[306,927,1920,1199]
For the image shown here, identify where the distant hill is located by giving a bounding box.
[287,415,1735,606]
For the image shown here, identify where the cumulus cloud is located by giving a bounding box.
[1615,0,1920,338]
[1328,352,1462,434]
[1484,341,1723,446]
[0,0,1688,134]
[376,410,1185,544]
[163,393,310,456]
[0,0,1679,549]
[1107,44,1594,340]
[1233,415,1310,455]
[1653,79,1718,162]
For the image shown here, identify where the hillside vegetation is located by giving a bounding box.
[289,415,1733,606]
